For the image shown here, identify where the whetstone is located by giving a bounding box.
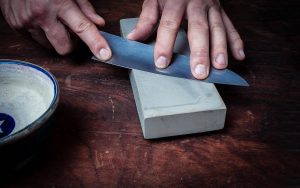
[120,18,226,139]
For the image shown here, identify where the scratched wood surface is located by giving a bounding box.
[0,0,300,187]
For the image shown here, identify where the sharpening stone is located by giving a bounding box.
[120,18,226,139]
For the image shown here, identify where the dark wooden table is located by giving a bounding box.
[1,0,300,187]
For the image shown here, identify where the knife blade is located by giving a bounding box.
[92,31,249,86]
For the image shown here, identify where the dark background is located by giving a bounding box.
[0,0,299,187]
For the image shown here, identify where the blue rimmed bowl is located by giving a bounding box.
[0,59,59,172]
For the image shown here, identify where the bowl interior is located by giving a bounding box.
[0,61,56,139]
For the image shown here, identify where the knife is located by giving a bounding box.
[92,31,249,87]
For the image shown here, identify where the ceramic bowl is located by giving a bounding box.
[0,59,59,172]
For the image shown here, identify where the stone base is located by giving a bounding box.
[120,18,226,139]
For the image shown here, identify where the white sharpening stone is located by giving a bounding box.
[120,18,226,139]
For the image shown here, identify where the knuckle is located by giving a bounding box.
[234,38,244,48]
[210,22,224,32]
[55,0,71,6]
[54,37,74,55]
[57,0,73,14]
[209,4,221,12]
[139,16,157,27]
[189,20,209,32]
[20,15,30,27]
[191,49,210,58]
[90,39,102,52]
[214,46,227,53]
[74,20,92,34]
[31,2,46,16]
[137,17,156,28]
[160,19,180,31]
[49,27,60,38]
[228,29,239,36]
[188,3,209,17]
[142,0,153,8]
[228,29,243,47]
[155,43,171,55]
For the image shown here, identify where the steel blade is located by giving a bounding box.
[93,31,249,86]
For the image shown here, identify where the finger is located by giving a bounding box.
[221,10,245,60]
[154,0,186,68]
[41,21,74,55]
[208,5,227,69]
[11,0,31,29]
[7,0,19,28]
[75,0,105,26]
[28,28,52,49]
[58,1,111,61]
[126,0,159,41]
[15,0,31,27]
[0,1,14,28]
[187,3,210,79]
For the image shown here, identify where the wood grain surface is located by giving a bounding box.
[0,0,299,187]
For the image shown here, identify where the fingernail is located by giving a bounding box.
[156,56,168,68]
[99,48,111,61]
[215,53,226,65]
[239,49,245,58]
[127,29,136,39]
[195,64,207,76]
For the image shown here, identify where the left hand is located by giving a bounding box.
[127,0,245,79]
[0,0,112,60]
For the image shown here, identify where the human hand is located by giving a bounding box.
[0,0,111,60]
[127,0,245,79]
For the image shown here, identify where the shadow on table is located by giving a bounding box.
[0,101,87,185]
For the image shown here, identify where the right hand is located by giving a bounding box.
[128,0,245,80]
[0,0,112,61]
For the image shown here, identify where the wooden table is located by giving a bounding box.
[1,0,299,187]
